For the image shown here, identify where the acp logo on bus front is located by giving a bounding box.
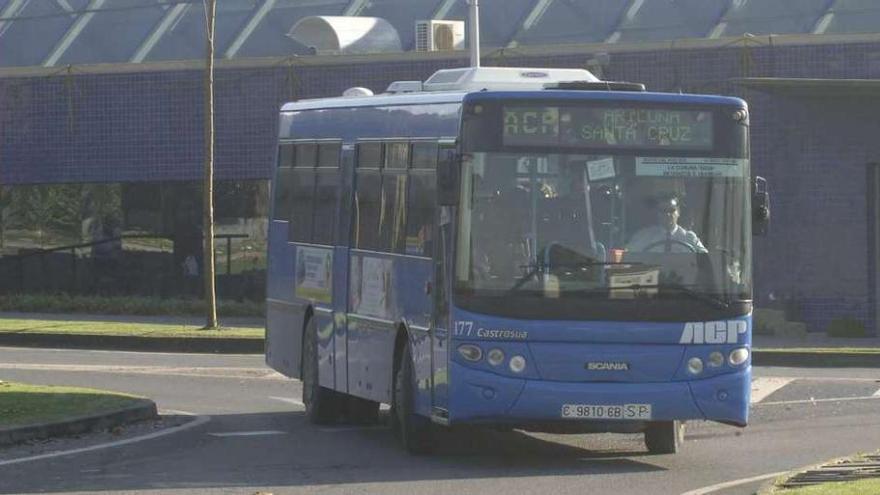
[679,320,748,344]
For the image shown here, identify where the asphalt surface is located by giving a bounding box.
[0,347,878,495]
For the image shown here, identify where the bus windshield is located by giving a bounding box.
[454,151,752,320]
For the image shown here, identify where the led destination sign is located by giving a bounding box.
[503,106,714,150]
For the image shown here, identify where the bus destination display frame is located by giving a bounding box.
[502,105,715,151]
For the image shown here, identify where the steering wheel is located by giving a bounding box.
[640,239,698,253]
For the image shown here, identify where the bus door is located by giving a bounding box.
[344,141,394,404]
[333,143,357,394]
[430,142,457,422]
[300,141,345,392]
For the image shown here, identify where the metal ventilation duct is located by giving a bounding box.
[288,16,402,55]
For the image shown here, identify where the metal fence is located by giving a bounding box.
[0,233,265,301]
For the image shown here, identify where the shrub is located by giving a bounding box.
[753,308,785,336]
[827,318,868,338]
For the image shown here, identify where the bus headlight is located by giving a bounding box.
[729,348,750,366]
[458,344,482,362]
[509,355,527,373]
[687,357,704,375]
[708,351,725,368]
[487,348,505,366]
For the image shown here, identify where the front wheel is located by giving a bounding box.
[393,343,433,454]
[302,316,340,424]
[644,420,685,454]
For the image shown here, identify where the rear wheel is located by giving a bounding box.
[302,316,340,424]
[644,420,685,454]
[393,343,433,454]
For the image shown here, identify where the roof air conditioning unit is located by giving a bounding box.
[415,20,465,52]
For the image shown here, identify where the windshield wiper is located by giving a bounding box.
[551,261,646,268]
[505,263,544,295]
[506,261,646,295]
[617,283,730,309]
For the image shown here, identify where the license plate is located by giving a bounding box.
[561,404,652,420]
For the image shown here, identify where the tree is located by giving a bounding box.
[202,0,219,330]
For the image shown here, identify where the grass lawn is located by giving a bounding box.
[0,294,263,317]
[0,381,147,429]
[772,479,880,494]
[0,319,263,339]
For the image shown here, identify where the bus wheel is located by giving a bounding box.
[302,316,339,424]
[346,396,379,425]
[644,420,685,454]
[393,343,433,454]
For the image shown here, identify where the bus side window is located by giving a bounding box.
[289,143,317,242]
[406,142,438,256]
[313,142,341,245]
[411,142,438,170]
[354,143,383,250]
[272,143,295,221]
[381,142,409,252]
[385,142,409,170]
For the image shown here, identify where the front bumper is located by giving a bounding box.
[447,361,750,427]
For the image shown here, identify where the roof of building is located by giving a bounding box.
[3,0,880,69]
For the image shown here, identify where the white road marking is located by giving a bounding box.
[757,395,880,406]
[318,426,387,433]
[680,470,789,495]
[270,396,389,411]
[269,396,304,407]
[207,430,286,438]
[753,376,880,383]
[873,388,880,397]
[0,363,285,381]
[0,410,210,467]
[750,377,794,404]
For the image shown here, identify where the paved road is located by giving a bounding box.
[0,347,878,495]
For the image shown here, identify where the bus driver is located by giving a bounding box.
[626,196,707,253]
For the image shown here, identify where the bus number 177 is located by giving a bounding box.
[454,321,474,337]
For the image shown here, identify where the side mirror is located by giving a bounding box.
[437,145,460,206]
[752,176,770,236]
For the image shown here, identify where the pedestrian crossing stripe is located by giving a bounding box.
[750,377,794,404]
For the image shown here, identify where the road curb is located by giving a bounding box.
[756,451,880,494]
[752,350,880,368]
[0,333,263,354]
[0,399,158,446]
[755,462,824,495]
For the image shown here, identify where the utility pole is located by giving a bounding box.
[202,0,219,330]
[468,0,480,68]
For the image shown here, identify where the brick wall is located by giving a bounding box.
[3,40,880,333]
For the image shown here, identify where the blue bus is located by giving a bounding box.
[266,67,767,455]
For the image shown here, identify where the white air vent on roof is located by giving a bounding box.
[342,87,374,97]
[386,81,424,94]
[415,20,465,52]
[421,67,599,92]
